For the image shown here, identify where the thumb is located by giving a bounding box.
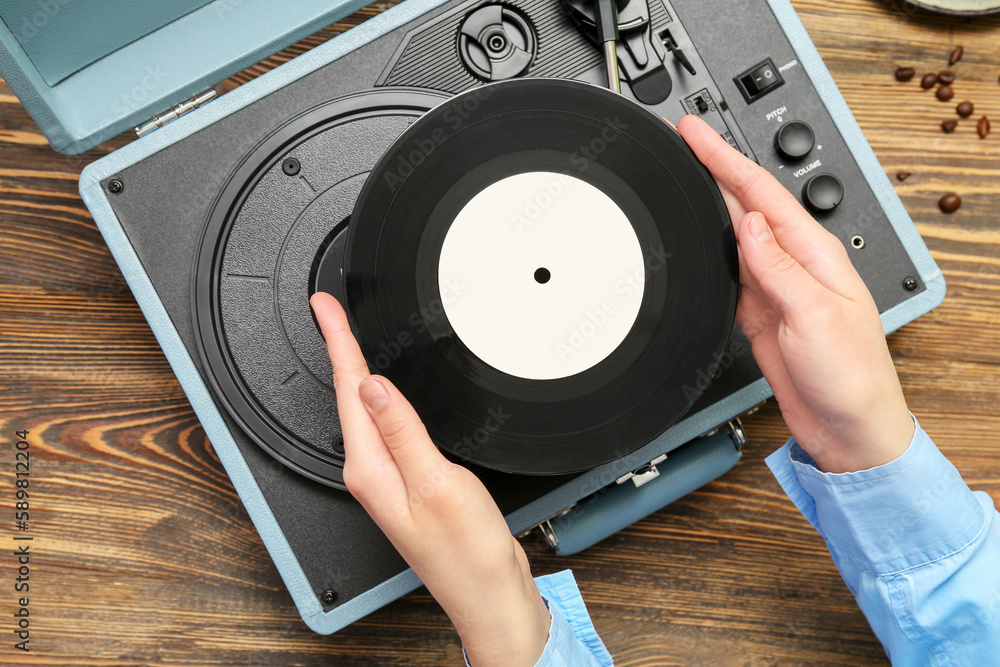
[739,212,826,318]
[358,376,447,485]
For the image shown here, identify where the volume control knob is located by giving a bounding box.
[802,173,844,213]
[774,120,815,161]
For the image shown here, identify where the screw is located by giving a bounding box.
[903,277,918,291]
[321,589,337,605]
[282,157,301,176]
[332,435,344,455]
[107,179,123,194]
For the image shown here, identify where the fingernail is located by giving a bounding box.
[359,377,388,412]
[749,214,772,242]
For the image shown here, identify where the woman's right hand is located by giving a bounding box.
[678,115,914,473]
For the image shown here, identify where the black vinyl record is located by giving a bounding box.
[345,78,737,475]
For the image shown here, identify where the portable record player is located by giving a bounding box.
[0,0,945,635]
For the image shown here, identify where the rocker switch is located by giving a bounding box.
[736,58,784,103]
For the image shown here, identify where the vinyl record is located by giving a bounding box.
[345,78,737,475]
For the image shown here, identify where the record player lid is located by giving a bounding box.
[0,0,371,154]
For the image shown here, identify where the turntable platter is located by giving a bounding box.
[193,90,449,489]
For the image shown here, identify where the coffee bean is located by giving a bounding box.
[936,85,954,102]
[979,116,991,139]
[956,101,974,118]
[941,119,958,133]
[939,193,961,213]
[938,70,955,84]
[920,73,938,89]
[895,66,916,82]
[948,46,963,66]
[896,171,912,181]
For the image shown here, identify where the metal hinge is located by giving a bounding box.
[515,504,575,546]
[135,88,217,138]
[537,520,558,548]
[727,417,747,451]
[615,453,668,488]
[701,397,765,450]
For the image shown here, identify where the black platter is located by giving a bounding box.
[194,89,449,489]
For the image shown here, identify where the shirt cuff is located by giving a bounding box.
[532,570,613,666]
[765,416,986,575]
[462,569,613,667]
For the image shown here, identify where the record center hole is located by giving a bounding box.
[534,267,551,284]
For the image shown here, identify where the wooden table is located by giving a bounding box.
[2,1,998,664]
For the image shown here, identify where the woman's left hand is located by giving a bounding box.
[311,292,550,667]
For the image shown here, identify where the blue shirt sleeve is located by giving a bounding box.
[766,416,1000,664]
[462,569,613,666]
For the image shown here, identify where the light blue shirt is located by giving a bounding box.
[518,419,1000,665]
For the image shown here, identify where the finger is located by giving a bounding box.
[310,293,399,487]
[674,115,746,229]
[717,180,748,229]
[738,212,829,320]
[359,375,452,491]
[743,320,822,440]
[716,179,753,289]
[735,281,773,341]
[678,114,808,229]
[677,115,841,278]
[736,297,820,438]
[665,112,744,238]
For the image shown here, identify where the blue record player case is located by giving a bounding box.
[1,0,944,634]
[0,0,375,154]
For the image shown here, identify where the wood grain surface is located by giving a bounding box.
[2,1,999,664]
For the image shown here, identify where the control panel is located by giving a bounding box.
[670,0,920,311]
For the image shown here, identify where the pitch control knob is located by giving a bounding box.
[774,120,815,161]
[802,174,844,213]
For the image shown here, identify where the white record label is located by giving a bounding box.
[438,171,647,380]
